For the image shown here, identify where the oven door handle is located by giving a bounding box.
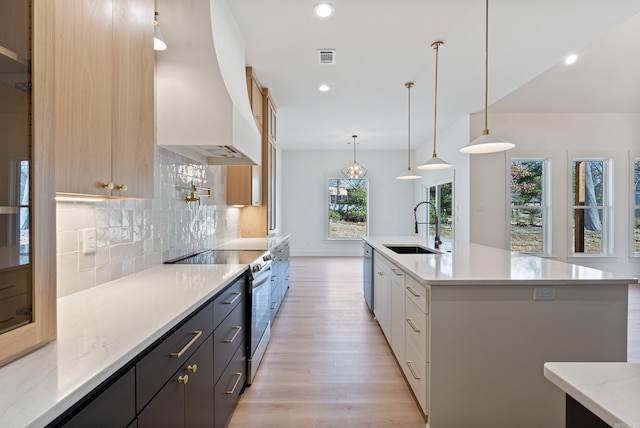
[252,271,271,289]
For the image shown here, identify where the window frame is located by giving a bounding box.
[326,177,369,241]
[568,157,613,257]
[421,179,454,247]
[507,158,551,256]
[632,158,640,257]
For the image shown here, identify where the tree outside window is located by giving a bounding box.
[571,159,610,255]
[510,159,548,254]
[328,178,368,239]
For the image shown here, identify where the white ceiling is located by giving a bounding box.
[229,0,640,151]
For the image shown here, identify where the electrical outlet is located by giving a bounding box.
[534,287,555,300]
[82,228,97,254]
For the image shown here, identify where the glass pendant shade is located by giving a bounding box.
[342,135,367,179]
[154,12,167,51]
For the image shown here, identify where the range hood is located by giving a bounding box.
[156,0,261,165]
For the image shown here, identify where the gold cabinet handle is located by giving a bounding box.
[187,364,198,373]
[177,374,189,384]
[406,361,421,380]
[170,330,203,358]
[225,372,243,394]
[391,268,404,277]
[115,184,128,191]
[377,271,384,276]
[406,286,421,297]
[224,326,242,344]
[223,292,242,305]
[102,182,114,190]
[406,318,421,333]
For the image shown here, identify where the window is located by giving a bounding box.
[634,159,640,254]
[422,181,453,247]
[510,159,549,254]
[571,159,611,255]
[327,178,368,240]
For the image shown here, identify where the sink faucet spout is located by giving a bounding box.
[413,201,442,249]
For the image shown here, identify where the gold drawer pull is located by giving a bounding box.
[406,318,421,333]
[223,292,242,305]
[406,286,421,297]
[177,374,189,385]
[406,361,421,380]
[224,326,242,344]
[187,364,198,373]
[170,330,203,358]
[225,372,243,394]
[0,283,16,292]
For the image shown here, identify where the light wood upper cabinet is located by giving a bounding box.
[246,67,263,133]
[54,0,154,199]
[111,0,154,198]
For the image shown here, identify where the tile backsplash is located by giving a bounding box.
[56,146,241,297]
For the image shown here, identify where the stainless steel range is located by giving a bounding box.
[165,249,272,385]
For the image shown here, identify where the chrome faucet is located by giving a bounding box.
[413,201,442,249]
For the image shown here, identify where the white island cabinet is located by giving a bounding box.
[365,236,637,428]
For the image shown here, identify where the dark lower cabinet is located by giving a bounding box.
[566,395,611,428]
[49,272,249,428]
[61,367,136,428]
[138,335,214,428]
[215,341,246,428]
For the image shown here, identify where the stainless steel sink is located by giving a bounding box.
[383,244,441,254]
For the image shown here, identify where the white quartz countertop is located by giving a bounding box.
[214,234,290,251]
[365,236,638,285]
[544,362,640,427]
[0,263,248,428]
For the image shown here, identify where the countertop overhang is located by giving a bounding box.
[365,236,638,286]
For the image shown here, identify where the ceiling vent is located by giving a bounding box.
[318,49,336,65]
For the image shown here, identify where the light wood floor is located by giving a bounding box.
[228,256,426,428]
[228,257,640,427]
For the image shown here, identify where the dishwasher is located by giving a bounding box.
[363,242,373,312]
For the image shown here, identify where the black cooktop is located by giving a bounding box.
[165,249,268,265]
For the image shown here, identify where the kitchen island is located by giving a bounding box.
[365,236,637,428]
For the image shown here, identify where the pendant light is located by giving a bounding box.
[154,11,167,51]
[397,82,422,179]
[459,0,514,154]
[418,41,452,170]
[342,135,368,179]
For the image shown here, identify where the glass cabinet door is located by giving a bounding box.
[0,0,32,335]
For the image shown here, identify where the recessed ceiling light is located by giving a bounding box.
[318,84,330,92]
[314,3,334,18]
[564,54,578,65]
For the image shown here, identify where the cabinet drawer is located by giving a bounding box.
[404,339,428,415]
[62,368,136,428]
[213,299,245,384]
[0,293,30,331]
[405,275,428,314]
[405,297,428,363]
[0,267,29,300]
[214,341,246,428]
[213,275,246,329]
[136,302,213,411]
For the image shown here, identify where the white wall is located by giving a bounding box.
[469,113,640,276]
[282,150,415,256]
[281,120,474,257]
